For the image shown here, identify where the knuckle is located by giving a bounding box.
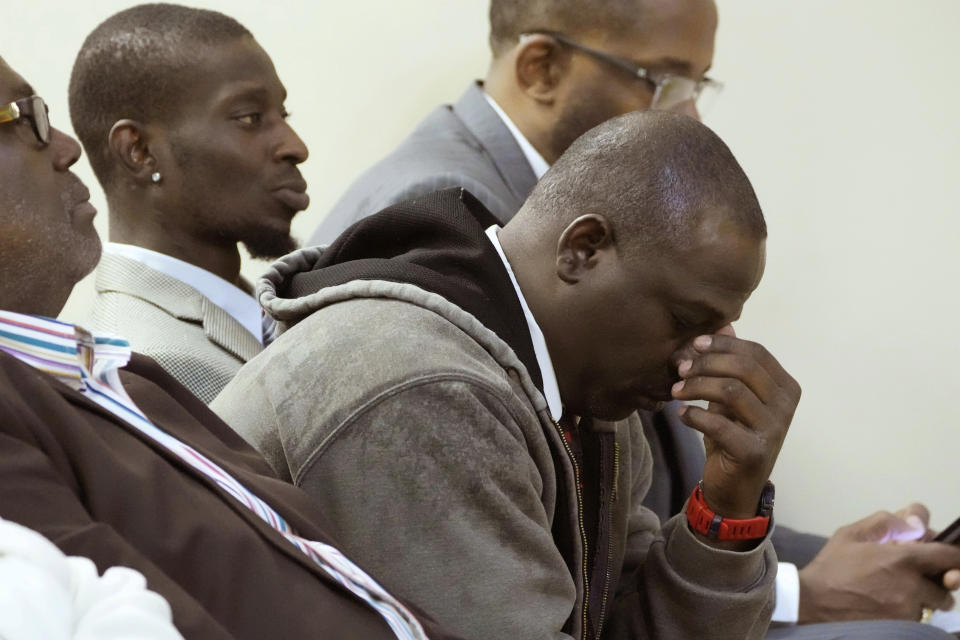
[789,377,802,401]
[745,339,769,360]
[721,380,743,402]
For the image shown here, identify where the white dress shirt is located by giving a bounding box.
[484,225,800,623]
[104,243,264,344]
[483,93,551,180]
[484,226,561,422]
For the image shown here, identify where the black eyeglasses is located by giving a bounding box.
[0,96,51,145]
[522,32,723,114]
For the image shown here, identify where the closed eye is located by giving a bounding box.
[671,312,694,332]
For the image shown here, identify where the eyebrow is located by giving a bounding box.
[637,57,693,76]
[218,84,288,107]
[2,81,35,104]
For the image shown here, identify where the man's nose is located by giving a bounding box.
[50,127,82,172]
[275,121,309,164]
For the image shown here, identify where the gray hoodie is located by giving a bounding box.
[213,189,775,640]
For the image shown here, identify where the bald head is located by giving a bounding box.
[499,111,766,420]
[517,110,765,257]
[69,3,250,187]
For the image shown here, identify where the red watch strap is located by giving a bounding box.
[685,485,771,540]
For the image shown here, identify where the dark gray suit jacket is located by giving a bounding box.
[311,82,537,245]
[310,81,826,569]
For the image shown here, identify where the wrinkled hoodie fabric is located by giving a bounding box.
[213,188,776,640]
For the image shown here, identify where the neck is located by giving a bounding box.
[108,203,242,287]
[0,285,70,319]
[497,220,552,328]
[484,67,559,164]
[498,219,572,394]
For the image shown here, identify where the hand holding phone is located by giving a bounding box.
[928,515,960,590]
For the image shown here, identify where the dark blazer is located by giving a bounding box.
[310,82,537,246]
[310,81,827,569]
[0,350,459,640]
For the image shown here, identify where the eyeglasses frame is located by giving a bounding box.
[520,31,722,111]
[0,96,51,146]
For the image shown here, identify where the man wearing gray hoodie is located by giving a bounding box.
[215,112,795,639]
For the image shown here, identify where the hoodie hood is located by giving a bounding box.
[256,188,545,392]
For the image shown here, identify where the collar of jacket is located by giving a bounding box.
[260,187,546,393]
[95,253,262,362]
[452,81,540,206]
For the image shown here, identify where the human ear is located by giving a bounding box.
[107,119,157,183]
[514,34,570,106]
[556,214,614,283]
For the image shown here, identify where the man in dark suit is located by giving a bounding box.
[0,55,462,640]
[307,0,960,636]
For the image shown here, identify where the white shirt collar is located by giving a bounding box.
[104,243,264,344]
[483,93,551,180]
[484,226,562,421]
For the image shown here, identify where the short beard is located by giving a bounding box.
[549,98,620,162]
[241,231,299,260]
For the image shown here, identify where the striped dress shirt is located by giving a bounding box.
[0,310,428,640]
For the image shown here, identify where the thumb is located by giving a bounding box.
[843,510,927,543]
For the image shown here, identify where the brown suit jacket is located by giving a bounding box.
[0,350,458,640]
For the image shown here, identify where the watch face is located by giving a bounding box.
[758,481,775,517]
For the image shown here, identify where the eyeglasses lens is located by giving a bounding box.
[30,97,50,145]
[653,78,723,116]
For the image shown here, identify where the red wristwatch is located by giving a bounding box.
[685,481,774,541]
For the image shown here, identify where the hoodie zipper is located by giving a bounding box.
[553,418,590,639]
[594,440,619,639]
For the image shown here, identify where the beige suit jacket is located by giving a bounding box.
[91,252,262,404]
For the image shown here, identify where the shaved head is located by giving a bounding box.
[501,111,766,420]
[519,110,765,257]
[69,3,251,187]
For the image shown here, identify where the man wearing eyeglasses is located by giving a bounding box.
[303,1,960,638]
[310,0,718,244]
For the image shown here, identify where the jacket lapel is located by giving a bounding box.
[453,82,539,207]
[97,252,262,363]
[201,298,262,362]
[96,252,205,322]
[52,378,330,580]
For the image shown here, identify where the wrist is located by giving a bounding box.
[701,481,765,519]
[686,481,774,544]
[796,567,817,624]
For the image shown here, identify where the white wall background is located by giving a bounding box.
[2,1,958,537]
